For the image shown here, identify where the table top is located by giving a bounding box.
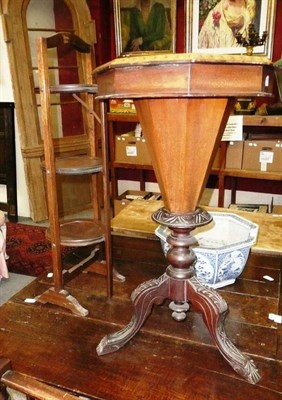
[94,53,274,99]
[94,53,272,73]
[111,200,282,255]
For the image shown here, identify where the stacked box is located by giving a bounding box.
[242,140,282,172]
[225,141,244,169]
[213,141,244,169]
[110,99,136,114]
[115,133,152,165]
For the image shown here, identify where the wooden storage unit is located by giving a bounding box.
[1,0,98,222]
[0,103,17,222]
[108,113,282,209]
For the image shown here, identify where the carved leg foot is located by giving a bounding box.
[97,273,169,355]
[187,276,260,384]
[35,288,88,316]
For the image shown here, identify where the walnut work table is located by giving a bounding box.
[94,53,274,384]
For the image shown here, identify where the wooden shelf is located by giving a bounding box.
[113,162,153,170]
[211,168,282,181]
[108,113,282,127]
[243,115,282,127]
[107,113,139,122]
[222,168,282,181]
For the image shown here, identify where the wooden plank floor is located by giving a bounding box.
[0,250,281,399]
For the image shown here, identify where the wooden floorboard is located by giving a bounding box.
[0,251,281,399]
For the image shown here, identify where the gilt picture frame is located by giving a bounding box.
[113,0,177,57]
[185,0,277,57]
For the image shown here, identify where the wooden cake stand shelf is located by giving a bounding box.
[94,53,274,384]
[36,33,113,317]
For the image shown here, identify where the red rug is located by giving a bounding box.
[6,222,73,277]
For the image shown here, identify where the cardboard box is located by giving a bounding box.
[110,99,136,114]
[121,190,161,201]
[212,146,221,169]
[115,133,152,165]
[212,141,244,169]
[242,140,282,172]
[225,141,244,169]
[114,198,131,215]
[272,205,282,214]
[115,191,149,215]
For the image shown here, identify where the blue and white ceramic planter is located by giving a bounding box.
[155,212,259,289]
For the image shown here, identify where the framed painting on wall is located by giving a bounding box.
[186,0,277,57]
[113,0,177,57]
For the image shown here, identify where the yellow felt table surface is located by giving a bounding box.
[111,200,282,255]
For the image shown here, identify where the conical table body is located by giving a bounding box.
[94,53,274,383]
[134,97,232,212]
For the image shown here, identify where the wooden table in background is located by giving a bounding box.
[112,200,282,255]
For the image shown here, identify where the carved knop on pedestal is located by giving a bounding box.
[152,207,212,229]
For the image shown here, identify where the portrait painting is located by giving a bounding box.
[113,0,176,57]
[186,0,277,57]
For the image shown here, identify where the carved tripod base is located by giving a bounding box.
[97,271,260,384]
[96,208,260,384]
